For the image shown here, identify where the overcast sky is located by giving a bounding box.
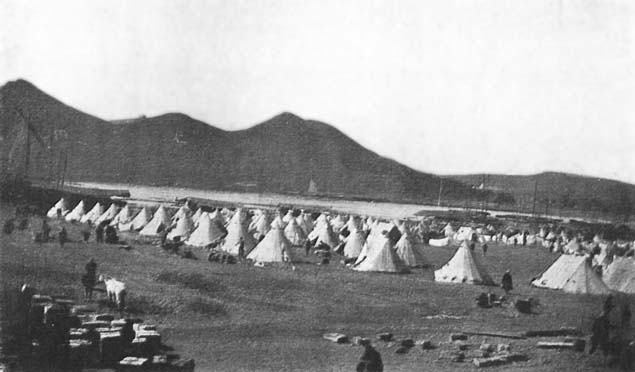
[2,0,634,184]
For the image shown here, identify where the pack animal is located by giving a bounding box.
[98,275,127,313]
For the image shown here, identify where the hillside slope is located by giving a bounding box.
[0,79,478,204]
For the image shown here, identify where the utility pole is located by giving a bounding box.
[437,178,443,207]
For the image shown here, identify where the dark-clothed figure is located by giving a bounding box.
[82,259,97,300]
[501,270,513,295]
[42,219,51,241]
[95,223,105,243]
[105,225,118,244]
[589,311,611,356]
[237,237,245,258]
[482,243,488,256]
[82,223,91,242]
[58,227,68,248]
[357,340,383,372]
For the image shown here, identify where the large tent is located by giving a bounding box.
[139,206,171,236]
[119,207,150,231]
[342,218,366,259]
[46,198,69,218]
[185,212,225,247]
[80,203,104,224]
[395,229,429,267]
[110,205,131,226]
[434,241,493,285]
[603,257,635,294]
[531,254,611,295]
[247,217,292,263]
[309,214,339,248]
[95,204,119,225]
[353,234,409,273]
[221,209,257,256]
[65,200,86,222]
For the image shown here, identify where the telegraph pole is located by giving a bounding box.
[531,178,538,216]
[437,178,443,207]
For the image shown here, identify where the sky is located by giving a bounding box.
[2,0,634,184]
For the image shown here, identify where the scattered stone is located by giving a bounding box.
[377,333,394,342]
[400,339,415,348]
[456,342,469,351]
[450,351,465,362]
[395,346,410,354]
[416,340,435,350]
[351,336,368,346]
[497,343,511,353]
[323,333,349,344]
[479,343,493,352]
[450,333,468,341]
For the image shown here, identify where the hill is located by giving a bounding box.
[0,79,480,204]
[449,172,635,220]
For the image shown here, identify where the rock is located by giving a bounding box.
[497,343,511,352]
[400,339,415,348]
[450,351,465,362]
[395,346,410,354]
[450,333,468,341]
[416,340,434,350]
[323,333,349,344]
[351,336,368,346]
[479,343,493,352]
[456,342,469,351]
[377,333,394,342]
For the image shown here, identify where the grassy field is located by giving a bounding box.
[1,203,633,372]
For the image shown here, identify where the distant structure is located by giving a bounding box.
[308,178,318,194]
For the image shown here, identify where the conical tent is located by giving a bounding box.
[282,210,295,223]
[81,203,104,224]
[297,213,314,236]
[171,206,191,222]
[191,208,203,226]
[353,234,409,273]
[167,215,192,241]
[434,241,493,285]
[330,215,346,233]
[139,206,171,236]
[95,204,119,225]
[119,207,150,231]
[251,211,271,239]
[309,215,339,248]
[110,205,131,226]
[395,231,429,267]
[247,217,292,263]
[65,200,86,222]
[532,254,611,295]
[343,229,366,259]
[604,257,635,294]
[186,212,225,247]
[208,209,226,227]
[47,198,68,218]
[284,217,306,246]
[221,209,257,255]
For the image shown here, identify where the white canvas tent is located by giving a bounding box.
[247,217,292,263]
[110,205,131,226]
[531,254,611,295]
[119,207,150,231]
[95,204,119,225]
[343,229,366,259]
[139,206,171,236]
[297,212,314,236]
[353,234,409,273]
[250,211,271,239]
[603,257,635,294]
[65,200,86,222]
[310,215,339,248]
[191,208,204,226]
[284,217,306,246]
[47,198,69,218]
[221,209,257,256]
[395,230,429,267]
[80,203,104,224]
[434,241,493,285]
[185,212,225,247]
[171,205,191,222]
[167,215,192,241]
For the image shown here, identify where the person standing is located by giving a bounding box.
[501,270,513,296]
[482,243,488,256]
[58,227,68,248]
[357,339,383,372]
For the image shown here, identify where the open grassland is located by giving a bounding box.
[1,203,634,371]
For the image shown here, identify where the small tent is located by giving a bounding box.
[247,217,292,263]
[119,207,150,231]
[221,209,257,256]
[186,212,226,247]
[110,205,131,226]
[284,217,306,246]
[139,206,171,236]
[343,228,366,259]
[47,198,69,218]
[249,211,271,239]
[95,204,119,225]
[531,254,611,295]
[191,208,204,226]
[171,205,191,223]
[309,214,339,248]
[330,215,346,233]
[603,257,635,294]
[65,200,86,222]
[434,241,493,285]
[297,212,314,236]
[395,229,429,268]
[353,234,409,273]
[81,203,104,224]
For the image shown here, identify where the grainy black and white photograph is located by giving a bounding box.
[1,1,635,371]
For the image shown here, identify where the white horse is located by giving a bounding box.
[98,275,127,312]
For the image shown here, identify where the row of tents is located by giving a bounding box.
[46,198,635,295]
